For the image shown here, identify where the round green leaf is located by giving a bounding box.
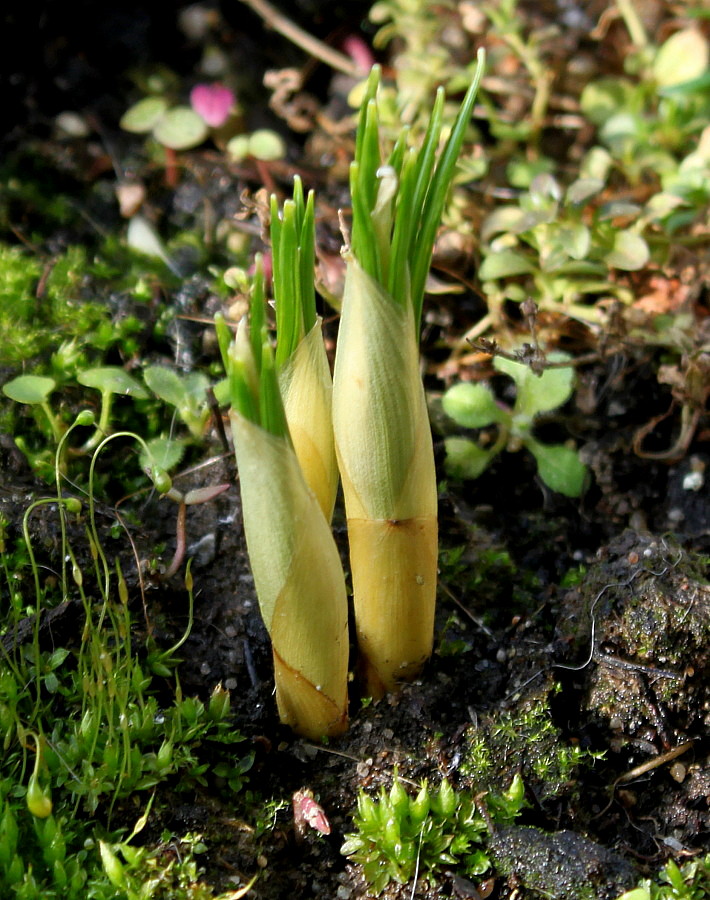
[481,207,535,242]
[565,178,604,206]
[604,230,650,270]
[653,28,709,88]
[248,129,286,161]
[580,147,612,181]
[526,439,587,497]
[120,97,169,133]
[78,367,149,398]
[3,374,56,404]
[442,382,503,428]
[558,223,590,261]
[479,250,535,280]
[444,436,496,480]
[226,134,250,161]
[152,106,208,149]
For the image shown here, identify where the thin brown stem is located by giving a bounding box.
[237,0,359,77]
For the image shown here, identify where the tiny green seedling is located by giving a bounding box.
[479,171,649,322]
[77,367,150,452]
[341,772,525,895]
[143,365,211,439]
[226,129,286,163]
[2,375,64,444]
[442,352,587,497]
[121,81,236,151]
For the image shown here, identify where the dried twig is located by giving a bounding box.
[237,0,360,77]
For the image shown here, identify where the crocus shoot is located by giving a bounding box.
[270,177,338,522]
[216,262,348,739]
[332,52,485,696]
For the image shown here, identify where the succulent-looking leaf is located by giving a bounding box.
[120,96,168,133]
[653,27,709,88]
[481,206,540,241]
[248,129,286,161]
[444,436,496,480]
[565,178,605,206]
[604,230,650,271]
[479,250,535,280]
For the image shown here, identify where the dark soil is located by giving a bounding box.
[1,3,709,899]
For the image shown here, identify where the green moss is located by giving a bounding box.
[461,690,603,802]
[0,244,127,368]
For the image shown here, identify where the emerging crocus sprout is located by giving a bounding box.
[333,53,485,697]
[216,261,348,740]
[218,56,486,734]
[270,177,338,522]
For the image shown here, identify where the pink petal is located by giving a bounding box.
[190,83,235,128]
[341,35,375,75]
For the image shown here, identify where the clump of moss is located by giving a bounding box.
[0,244,120,368]
[460,689,603,803]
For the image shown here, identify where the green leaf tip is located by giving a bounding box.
[348,49,486,327]
[220,259,289,440]
[271,177,317,366]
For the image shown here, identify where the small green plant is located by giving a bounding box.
[120,81,237,151]
[0,426,251,898]
[333,55,484,697]
[618,855,710,900]
[580,22,709,188]
[226,129,286,163]
[143,365,211,439]
[478,171,649,323]
[442,350,587,497]
[460,694,605,802]
[341,772,525,895]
